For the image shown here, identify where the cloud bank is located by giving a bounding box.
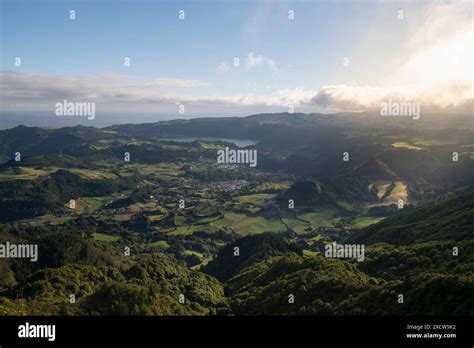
[1,70,471,114]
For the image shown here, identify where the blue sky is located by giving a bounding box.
[0,0,472,117]
[1,0,419,90]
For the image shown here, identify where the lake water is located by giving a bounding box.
[160,137,258,148]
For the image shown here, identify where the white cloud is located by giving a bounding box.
[309,84,472,112]
[0,71,211,102]
[1,70,472,114]
[216,63,230,73]
[0,70,313,111]
[146,78,211,88]
[245,53,277,72]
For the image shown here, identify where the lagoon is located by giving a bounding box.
[160,137,258,148]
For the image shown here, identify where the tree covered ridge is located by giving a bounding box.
[0,189,472,315]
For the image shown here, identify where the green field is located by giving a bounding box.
[298,209,338,228]
[391,142,424,151]
[93,232,121,242]
[148,240,170,250]
[0,166,50,181]
[236,193,276,204]
[212,211,286,234]
[303,249,319,257]
[351,216,385,228]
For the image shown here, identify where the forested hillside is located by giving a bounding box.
[0,114,472,316]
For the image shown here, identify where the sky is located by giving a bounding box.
[0,0,473,120]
